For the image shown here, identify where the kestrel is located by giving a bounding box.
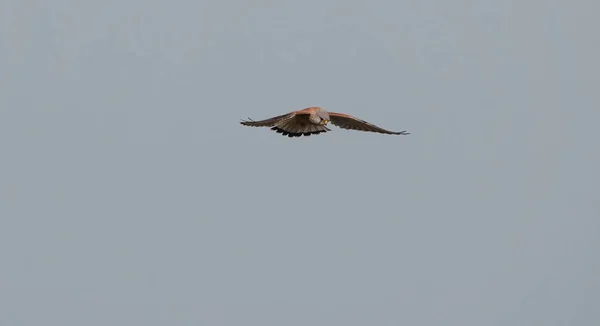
[240,107,409,137]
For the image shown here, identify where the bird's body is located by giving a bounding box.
[240,107,409,137]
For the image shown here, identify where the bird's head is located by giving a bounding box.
[316,110,330,125]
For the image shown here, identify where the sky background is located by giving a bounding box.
[1,0,599,325]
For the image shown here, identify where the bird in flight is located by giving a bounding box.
[240,106,409,137]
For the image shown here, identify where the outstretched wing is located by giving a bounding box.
[328,112,409,135]
[240,112,295,127]
[240,111,330,137]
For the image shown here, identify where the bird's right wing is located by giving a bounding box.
[240,112,295,127]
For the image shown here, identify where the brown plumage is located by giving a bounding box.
[240,107,409,137]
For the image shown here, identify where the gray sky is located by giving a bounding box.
[1,0,599,325]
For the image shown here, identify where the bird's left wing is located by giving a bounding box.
[328,112,409,135]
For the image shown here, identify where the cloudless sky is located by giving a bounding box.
[1,0,599,325]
